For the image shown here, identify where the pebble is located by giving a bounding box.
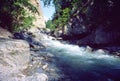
[42,63,48,70]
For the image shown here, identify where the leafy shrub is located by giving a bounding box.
[0,0,38,32]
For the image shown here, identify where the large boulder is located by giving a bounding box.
[0,38,30,80]
[0,38,30,68]
[0,38,48,81]
[76,25,120,47]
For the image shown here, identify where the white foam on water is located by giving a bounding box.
[40,34,120,67]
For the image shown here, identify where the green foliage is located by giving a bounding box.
[48,8,70,30]
[42,0,120,32]
[13,16,35,32]
[46,20,56,31]
[41,0,87,29]
[0,0,38,32]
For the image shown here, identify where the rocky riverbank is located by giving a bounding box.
[0,39,49,81]
[0,27,68,81]
[1,27,120,81]
[0,28,48,81]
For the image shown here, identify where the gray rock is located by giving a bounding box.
[14,30,46,50]
[26,73,48,81]
[0,72,48,81]
[0,38,48,81]
[0,38,29,81]
[0,38,30,68]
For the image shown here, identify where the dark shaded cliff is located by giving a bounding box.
[50,0,120,48]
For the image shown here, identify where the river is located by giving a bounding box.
[39,34,120,81]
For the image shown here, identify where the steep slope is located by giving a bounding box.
[30,0,45,29]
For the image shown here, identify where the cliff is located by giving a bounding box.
[55,0,120,49]
[29,0,45,30]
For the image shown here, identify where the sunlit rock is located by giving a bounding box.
[29,0,45,30]
[0,38,48,81]
[0,38,30,68]
[0,27,13,38]
[26,73,48,81]
[0,38,30,81]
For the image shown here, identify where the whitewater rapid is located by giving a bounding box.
[40,34,120,81]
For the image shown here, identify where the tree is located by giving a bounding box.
[0,0,38,32]
[41,0,120,32]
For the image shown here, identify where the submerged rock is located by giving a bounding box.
[14,30,46,51]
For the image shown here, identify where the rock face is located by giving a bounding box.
[0,38,48,81]
[30,0,45,29]
[0,38,30,67]
[0,38,29,80]
[60,16,120,48]
[54,0,120,48]
[75,25,120,47]
[66,17,89,36]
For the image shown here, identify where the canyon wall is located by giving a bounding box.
[30,0,45,29]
